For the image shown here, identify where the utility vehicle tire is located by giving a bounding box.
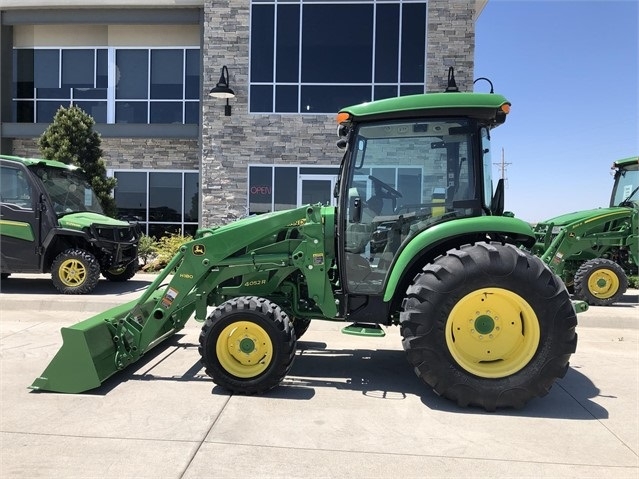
[199,296,297,394]
[51,248,101,294]
[102,262,137,282]
[292,318,312,339]
[573,258,627,306]
[400,242,577,411]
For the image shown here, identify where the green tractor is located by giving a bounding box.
[0,155,140,293]
[31,74,584,411]
[532,156,638,306]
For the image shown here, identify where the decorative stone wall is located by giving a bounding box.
[200,0,476,228]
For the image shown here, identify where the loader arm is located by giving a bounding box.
[31,205,337,393]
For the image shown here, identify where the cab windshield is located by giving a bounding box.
[342,118,481,294]
[611,163,638,207]
[32,165,105,217]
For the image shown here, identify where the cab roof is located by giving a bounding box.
[0,154,79,170]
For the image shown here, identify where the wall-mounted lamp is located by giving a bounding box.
[208,65,236,116]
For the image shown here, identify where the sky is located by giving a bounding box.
[475,0,638,223]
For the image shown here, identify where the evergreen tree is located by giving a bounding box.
[38,106,118,217]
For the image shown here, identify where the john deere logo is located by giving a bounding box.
[192,244,205,255]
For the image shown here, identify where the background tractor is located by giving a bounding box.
[0,155,140,293]
[31,74,582,411]
[532,156,638,305]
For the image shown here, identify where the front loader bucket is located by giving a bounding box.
[30,289,178,393]
[31,315,118,393]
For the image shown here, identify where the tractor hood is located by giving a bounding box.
[541,207,631,228]
[58,212,130,231]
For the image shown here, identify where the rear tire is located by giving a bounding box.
[292,318,312,339]
[51,248,101,294]
[102,262,137,282]
[199,296,296,394]
[573,258,627,306]
[400,242,577,411]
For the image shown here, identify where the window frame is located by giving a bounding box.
[13,46,200,125]
[108,168,200,237]
[248,0,428,115]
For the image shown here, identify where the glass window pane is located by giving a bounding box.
[250,5,275,82]
[36,87,70,99]
[116,49,148,99]
[274,167,297,210]
[62,49,94,89]
[375,4,399,83]
[185,49,200,99]
[150,102,183,123]
[275,85,298,113]
[116,101,148,123]
[400,85,424,96]
[301,85,370,114]
[185,102,199,124]
[276,5,300,82]
[97,49,108,89]
[34,50,59,89]
[15,101,34,122]
[148,223,182,239]
[15,49,34,98]
[184,172,199,222]
[74,88,107,100]
[149,172,182,222]
[302,5,373,83]
[114,171,147,222]
[182,224,198,237]
[397,167,422,206]
[75,101,107,123]
[36,101,67,123]
[401,3,426,83]
[249,166,273,214]
[250,85,273,113]
[151,50,183,99]
[374,85,398,101]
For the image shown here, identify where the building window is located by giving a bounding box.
[248,165,340,214]
[13,47,200,124]
[249,0,427,114]
[110,169,199,238]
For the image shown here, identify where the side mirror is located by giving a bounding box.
[491,178,504,216]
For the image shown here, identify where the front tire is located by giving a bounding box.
[573,258,627,306]
[51,248,101,294]
[400,242,577,411]
[102,262,137,282]
[199,296,296,394]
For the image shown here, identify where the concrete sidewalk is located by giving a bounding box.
[1,274,638,478]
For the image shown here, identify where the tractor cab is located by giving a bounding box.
[334,93,510,296]
[611,156,639,208]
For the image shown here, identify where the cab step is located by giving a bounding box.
[341,323,385,337]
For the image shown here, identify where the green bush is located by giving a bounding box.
[140,232,192,272]
[628,275,638,289]
[137,234,156,266]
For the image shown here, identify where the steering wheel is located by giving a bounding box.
[369,175,403,200]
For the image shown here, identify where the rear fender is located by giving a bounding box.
[382,216,535,303]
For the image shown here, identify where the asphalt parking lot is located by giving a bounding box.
[1,273,638,478]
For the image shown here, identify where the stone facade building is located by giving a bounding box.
[0,0,484,235]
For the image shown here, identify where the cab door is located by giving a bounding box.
[0,162,40,272]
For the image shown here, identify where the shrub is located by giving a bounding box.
[141,232,192,272]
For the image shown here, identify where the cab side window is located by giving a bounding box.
[0,166,33,210]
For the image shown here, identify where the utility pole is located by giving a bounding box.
[494,148,512,185]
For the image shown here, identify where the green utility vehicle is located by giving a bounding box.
[0,155,140,294]
[31,75,583,411]
[533,156,638,306]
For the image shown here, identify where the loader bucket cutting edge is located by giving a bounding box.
[30,290,169,393]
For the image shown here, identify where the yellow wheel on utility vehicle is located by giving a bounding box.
[586,268,620,299]
[58,258,87,286]
[216,320,273,378]
[446,287,540,378]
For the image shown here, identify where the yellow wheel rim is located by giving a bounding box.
[58,259,87,287]
[587,268,620,299]
[216,320,273,378]
[445,288,540,378]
